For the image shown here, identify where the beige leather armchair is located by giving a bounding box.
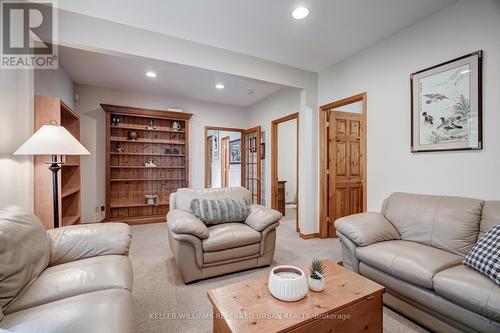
[0,208,134,333]
[335,193,500,333]
[167,187,282,283]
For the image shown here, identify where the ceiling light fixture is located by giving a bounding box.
[145,71,157,78]
[292,7,309,20]
[215,83,225,89]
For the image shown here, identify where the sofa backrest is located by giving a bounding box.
[480,201,500,239]
[171,187,252,213]
[382,192,483,256]
[0,209,49,316]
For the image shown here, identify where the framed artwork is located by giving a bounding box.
[411,50,482,152]
[229,139,241,164]
[213,131,219,160]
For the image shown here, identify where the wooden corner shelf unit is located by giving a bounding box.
[101,104,193,224]
[34,96,81,229]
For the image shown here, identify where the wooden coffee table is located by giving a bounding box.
[207,260,385,333]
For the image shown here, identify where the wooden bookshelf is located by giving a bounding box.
[34,96,82,229]
[101,104,192,224]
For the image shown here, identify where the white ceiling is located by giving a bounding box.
[58,0,457,72]
[58,46,284,107]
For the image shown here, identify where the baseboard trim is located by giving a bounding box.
[299,232,319,239]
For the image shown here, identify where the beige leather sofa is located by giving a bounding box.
[167,187,282,283]
[335,192,500,333]
[0,208,134,333]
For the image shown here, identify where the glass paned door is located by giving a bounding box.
[242,126,261,204]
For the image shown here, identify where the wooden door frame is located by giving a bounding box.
[206,135,213,187]
[204,126,244,188]
[319,93,367,238]
[221,136,230,187]
[271,113,299,232]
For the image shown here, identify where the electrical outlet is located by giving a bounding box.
[100,205,105,212]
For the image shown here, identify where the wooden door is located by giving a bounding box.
[242,126,261,204]
[206,135,213,187]
[221,136,230,187]
[328,111,364,237]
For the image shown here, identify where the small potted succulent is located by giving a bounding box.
[308,259,326,292]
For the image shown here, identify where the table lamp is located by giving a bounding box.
[13,124,90,228]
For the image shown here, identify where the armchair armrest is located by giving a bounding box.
[167,209,209,239]
[47,223,131,266]
[244,204,282,232]
[334,212,400,247]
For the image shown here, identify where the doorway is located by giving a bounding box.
[319,93,367,238]
[205,126,262,204]
[271,113,299,232]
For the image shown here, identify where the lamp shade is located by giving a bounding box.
[13,125,90,155]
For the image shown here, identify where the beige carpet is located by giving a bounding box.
[129,213,428,333]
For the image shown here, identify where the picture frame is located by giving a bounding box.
[410,50,482,152]
[213,131,219,160]
[229,139,241,164]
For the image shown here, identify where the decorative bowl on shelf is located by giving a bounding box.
[127,131,138,140]
[144,194,158,205]
[268,265,308,302]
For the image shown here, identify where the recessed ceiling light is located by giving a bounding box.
[292,7,309,20]
[215,83,225,89]
[145,71,157,78]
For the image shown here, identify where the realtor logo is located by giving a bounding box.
[1,0,58,69]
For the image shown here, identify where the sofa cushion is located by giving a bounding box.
[356,240,462,289]
[0,209,49,314]
[203,243,260,264]
[334,212,400,247]
[359,262,498,333]
[0,289,134,333]
[382,193,483,256]
[463,224,500,285]
[245,205,282,231]
[167,209,209,239]
[175,187,252,213]
[434,265,500,321]
[4,255,132,314]
[480,201,500,239]
[202,223,261,252]
[191,198,250,225]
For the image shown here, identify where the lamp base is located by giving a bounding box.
[49,155,62,228]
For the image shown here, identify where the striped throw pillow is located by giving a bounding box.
[190,198,250,225]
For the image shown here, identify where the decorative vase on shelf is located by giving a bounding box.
[172,121,181,131]
[127,131,138,141]
[144,194,158,206]
[308,259,326,292]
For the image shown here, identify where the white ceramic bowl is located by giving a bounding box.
[268,265,308,302]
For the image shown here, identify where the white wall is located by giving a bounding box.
[278,119,297,203]
[319,0,500,211]
[0,70,34,210]
[208,130,241,188]
[74,84,248,222]
[34,62,75,109]
[247,88,301,207]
